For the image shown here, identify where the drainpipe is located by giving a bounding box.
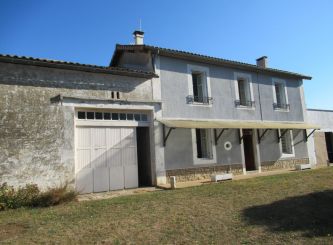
[257,72,263,122]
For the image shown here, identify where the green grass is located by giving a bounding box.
[1,168,333,244]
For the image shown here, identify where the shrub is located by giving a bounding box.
[0,183,77,211]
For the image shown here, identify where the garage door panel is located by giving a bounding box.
[107,148,122,168]
[124,165,138,189]
[110,166,124,190]
[121,128,136,147]
[76,149,91,171]
[77,128,90,148]
[122,147,137,166]
[106,128,121,148]
[92,148,107,168]
[93,168,109,192]
[76,168,93,194]
[91,128,106,147]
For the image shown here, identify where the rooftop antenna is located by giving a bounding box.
[139,18,142,31]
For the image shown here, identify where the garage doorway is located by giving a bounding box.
[243,129,256,171]
[136,127,152,186]
[325,132,333,163]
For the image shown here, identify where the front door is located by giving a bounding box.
[243,129,256,171]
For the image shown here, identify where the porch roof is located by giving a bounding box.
[157,118,320,129]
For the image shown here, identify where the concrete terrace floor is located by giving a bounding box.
[78,166,328,201]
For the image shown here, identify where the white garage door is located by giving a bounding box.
[75,127,138,193]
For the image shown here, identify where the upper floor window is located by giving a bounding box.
[234,73,255,108]
[272,79,290,111]
[187,65,212,105]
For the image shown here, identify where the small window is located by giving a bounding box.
[95,112,103,120]
[87,112,94,120]
[281,130,293,155]
[127,114,134,120]
[192,72,208,103]
[237,78,252,106]
[116,92,120,99]
[119,113,126,120]
[112,113,119,120]
[104,113,111,120]
[111,91,114,99]
[141,114,148,121]
[134,114,141,121]
[273,81,289,110]
[195,129,212,159]
[78,111,86,119]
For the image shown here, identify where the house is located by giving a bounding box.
[0,31,319,193]
[307,109,333,166]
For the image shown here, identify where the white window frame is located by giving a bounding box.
[187,64,212,107]
[272,78,289,112]
[191,129,217,164]
[234,72,255,110]
[279,129,295,158]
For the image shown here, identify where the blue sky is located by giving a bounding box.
[1,0,332,109]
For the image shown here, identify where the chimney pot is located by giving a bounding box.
[133,30,144,45]
[256,56,268,68]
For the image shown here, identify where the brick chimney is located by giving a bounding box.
[256,56,268,68]
[133,30,144,45]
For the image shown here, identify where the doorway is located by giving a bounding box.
[136,127,153,186]
[242,129,256,171]
[325,132,333,163]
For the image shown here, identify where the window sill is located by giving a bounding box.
[236,106,255,110]
[189,103,213,107]
[281,153,295,159]
[274,108,290,112]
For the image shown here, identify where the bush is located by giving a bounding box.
[0,183,77,211]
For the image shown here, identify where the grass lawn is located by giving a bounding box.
[1,168,333,244]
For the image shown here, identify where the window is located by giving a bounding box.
[234,73,254,108]
[273,79,289,110]
[78,111,85,119]
[280,129,294,156]
[187,65,212,105]
[76,111,149,122]
[195,129,213,159]
[237,79,251,106]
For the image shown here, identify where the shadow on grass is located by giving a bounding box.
[242,190,333,237]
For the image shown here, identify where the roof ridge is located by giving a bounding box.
[114,44,311,80]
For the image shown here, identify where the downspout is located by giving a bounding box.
[257,72,263,122]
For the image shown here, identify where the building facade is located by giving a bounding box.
[0,31,319,193]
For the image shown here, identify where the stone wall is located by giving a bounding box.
[261,158,309,171]
[165,164,244,183]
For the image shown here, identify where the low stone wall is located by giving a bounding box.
[165,164,243,183]
[261,158,309,171]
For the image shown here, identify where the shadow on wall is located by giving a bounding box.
[242,190,333,237]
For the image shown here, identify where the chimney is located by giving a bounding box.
[256,56,268,68]
[133,30,144,45]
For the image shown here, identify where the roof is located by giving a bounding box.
[0,54,158,79]
[111,44,312,80]
[157,118,320,129]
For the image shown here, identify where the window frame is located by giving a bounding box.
[272,78,290,112]
[234,72,255,109]
[191,128,216,164]
[187,64,212,107]
[279,129,295,158]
